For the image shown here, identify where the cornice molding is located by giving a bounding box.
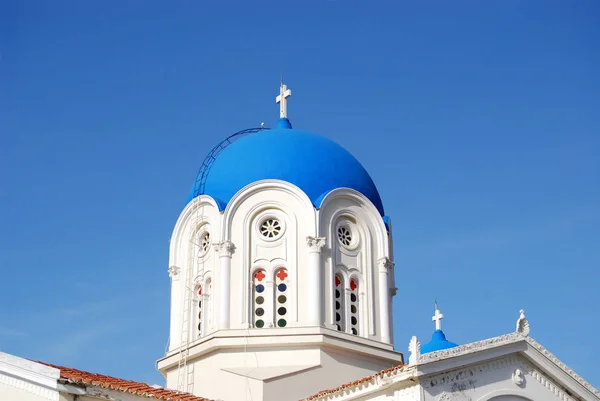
[525,337,600,398]
[0,369,59,401]
[417,332,522,364]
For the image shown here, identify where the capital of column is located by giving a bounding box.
[306,236,326,252]
[168,265,181,278]
[377,257,394,273]
[215,241,236,257]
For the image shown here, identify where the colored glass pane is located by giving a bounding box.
[277,295,287,303]
[277,307,287,316]
[256,308,264,316]
[277,283,287,292]
[256,284,265,293]
[256,296,264,304]
[255,320,264,328]
[277,319,287,328]
[276,269,288,281]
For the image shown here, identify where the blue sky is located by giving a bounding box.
[1,0,599,390]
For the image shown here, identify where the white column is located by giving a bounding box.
[377,257,394,344]
[168,265,182,350]
[306,237,326,326]
[215,241,235,330]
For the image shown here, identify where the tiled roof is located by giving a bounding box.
[39,361,211,401]
[301,364,408,401]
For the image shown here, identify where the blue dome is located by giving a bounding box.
[420,330,459,354]
[188,120,384,215]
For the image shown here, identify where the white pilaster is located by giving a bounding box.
[306,236,326,326]
[168,265,182,350]
[215,241,235,330]
[265,280,276,327]
[377,257,394,344]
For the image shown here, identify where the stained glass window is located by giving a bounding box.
[349,278,359,335]
[334,274,345,332]
[253,269,266,328]
[275,268,288,328]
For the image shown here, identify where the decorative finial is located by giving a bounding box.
[276,81,292,118]
[408,336,421,365]
[261,122,265,128]
[516,309,530,336]
[432,301,444,331]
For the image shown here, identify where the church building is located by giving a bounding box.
[1,84,598,401]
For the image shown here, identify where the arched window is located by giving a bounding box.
[349,278,359,335]
[195,278,212,338]
[334,274,345,332]
[253,269,267,328]
[195,284,204,337]
[204,277,213,334]
[275,268,288,328]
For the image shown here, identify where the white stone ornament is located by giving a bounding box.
[516,309,530,336]
[306,236,326,252]
[214,240,236,257]
[512,368,525,386]
[168,265,181,278]
[408,336,421,365]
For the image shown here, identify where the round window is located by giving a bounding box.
[337,225,352,246]
[260,218,282,239]
[200,232,211,254]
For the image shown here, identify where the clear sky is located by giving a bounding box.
[1,0,599,391]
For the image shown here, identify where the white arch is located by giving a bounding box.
[222,179,316,240]
[477,390,533,401]
[318,188,389,257]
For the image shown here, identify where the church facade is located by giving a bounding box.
[1,84,598,401]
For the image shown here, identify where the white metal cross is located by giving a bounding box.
[276,83,292,118]
[432,302,444,331]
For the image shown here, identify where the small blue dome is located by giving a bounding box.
[188,121,384,215]
[421,330,459,354]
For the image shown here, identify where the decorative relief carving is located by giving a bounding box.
[168,265,181,278]
[390,287,398,297]
[408,336,420,365]
[306,236,326,252]
[512,368,525,386]
[376,257,394,272]
[424,355,521,389]
[214,241,235,257]
[516,309,530,336]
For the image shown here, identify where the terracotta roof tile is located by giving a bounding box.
[301,363,408,401]
[38,361,212,401]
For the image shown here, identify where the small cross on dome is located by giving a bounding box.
[432,301,444,331]
[276,82,292,118]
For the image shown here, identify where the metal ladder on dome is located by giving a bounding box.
[190,127,269,198]
[176,126,268,394]
[176,200,204,394]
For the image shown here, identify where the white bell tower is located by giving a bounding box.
[157,84,403,401]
